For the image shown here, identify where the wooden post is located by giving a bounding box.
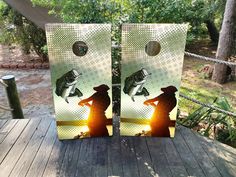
[2,75,24,119]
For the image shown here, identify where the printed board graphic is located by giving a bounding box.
[46,24,112,139]
[121,24,188,137]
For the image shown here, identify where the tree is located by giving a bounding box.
[203,0,226,44]
[212,0,236,84]
[32,0,225,44]
[0,2,48,61]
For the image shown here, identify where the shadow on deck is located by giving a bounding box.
[0,117,236,177]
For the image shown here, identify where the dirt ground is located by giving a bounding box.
[181,41,236,112]
[0,44,42,64]
[0,69,54,119]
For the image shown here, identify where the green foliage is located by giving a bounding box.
[31,0,225,43]
[0,2,15,45]
[125,0,225,43]
[30,0,229,115]
[179,97,236,147]
[24,21,48,60]
[179,85,218,114]
[0,1,48,61]
[0,0,227,60]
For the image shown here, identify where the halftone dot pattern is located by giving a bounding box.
[46,24,112,139]
[121,24,188,136]
[57,125,113,139]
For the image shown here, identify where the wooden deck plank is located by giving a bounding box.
[196,132,236,163]
[58,139,82,177]
[107,115,123,177]
[132,137,155,177]
[121,137,140,177]
[213,141,236,156]
[0,119,8,129]
[9,118,52,177]
[90,138,98,177]
[179,126,222,177]
[0,119,18,143]
[58,140,76,177]
[107,139,113,176]
[64,140,82,177]
[90,138,99,177]
[146,137,173,177]
[26,120,57,177]
[162,138,189,177]
[75,138,94,177]
[0,118,236,177]
[93,138,108,177]
[172,127,206,177]
[42,139,68,177]
[0,119,41,176]
[0,120,18,132]
[193,130,236,177]
[0,119,28,163]
[107,136,123,177]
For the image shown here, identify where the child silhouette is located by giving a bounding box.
[78,84,110,137]
[144,86,177,137]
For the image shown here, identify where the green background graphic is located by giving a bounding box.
[121,24,188,137]
[46,24,112,139]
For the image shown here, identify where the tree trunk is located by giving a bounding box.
[205,20,219,44]
[212,0,236,84]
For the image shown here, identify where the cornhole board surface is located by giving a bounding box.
[121,24,188,137]
[46,24,112,139]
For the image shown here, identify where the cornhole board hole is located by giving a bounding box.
[46,24,112,139]
[120,24,188,137]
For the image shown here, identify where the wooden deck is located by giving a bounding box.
[0,117,236,177]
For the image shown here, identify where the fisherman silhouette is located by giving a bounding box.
[78,84,110,137]
[143,86,177,137]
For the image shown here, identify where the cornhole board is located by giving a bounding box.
[121,24,188,137]
[46,24,112,139]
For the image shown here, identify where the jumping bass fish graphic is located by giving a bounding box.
[123,68,151,102]
[55,69,83,103]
